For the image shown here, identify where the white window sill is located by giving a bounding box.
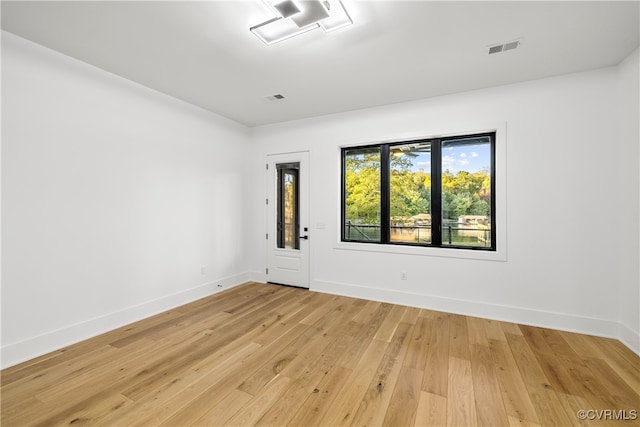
[334,241,507,262]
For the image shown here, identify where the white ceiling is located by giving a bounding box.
[2,1,639,127]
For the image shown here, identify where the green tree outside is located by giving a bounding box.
[345,154,490,223]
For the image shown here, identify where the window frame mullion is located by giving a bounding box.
[380,145,390,243]
[431,139,443,247]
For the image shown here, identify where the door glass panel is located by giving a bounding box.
[277,163,300,249]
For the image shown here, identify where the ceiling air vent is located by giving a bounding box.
[266,94,286,101]
[503,41,520,51]
[488,39,521,55]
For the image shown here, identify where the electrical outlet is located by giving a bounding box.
[401,271,407,280]
[201,266,206,275]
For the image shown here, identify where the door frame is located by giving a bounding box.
[265,151,310,289]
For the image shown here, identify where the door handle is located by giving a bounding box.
[301,235,309,240]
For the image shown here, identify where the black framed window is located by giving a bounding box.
[342,132,496,250]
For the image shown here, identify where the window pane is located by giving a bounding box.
[344,147,381,242]
[441,136,492,247]
[283,170,296,249]
[389,142,432,244]
[277,164,299,250]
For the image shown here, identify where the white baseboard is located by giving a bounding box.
[249,271,267,283]
[618,322,640,355]
[1,273,251,369]
[8,274,633,370]
[311,278,639,355]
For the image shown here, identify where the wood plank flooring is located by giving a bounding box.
[2,282,639,426]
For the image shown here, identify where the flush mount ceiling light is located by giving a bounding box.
[250,0,353,45]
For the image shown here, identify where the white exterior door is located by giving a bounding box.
[266,152,310,288]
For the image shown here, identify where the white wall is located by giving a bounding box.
[1,32,251,368]
[250,61,640,352]
[2,32,638,369]
[616,48,640,351]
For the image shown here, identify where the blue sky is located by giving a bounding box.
[412,143,490,173]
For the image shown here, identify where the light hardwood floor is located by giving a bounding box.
[2,282,639,426]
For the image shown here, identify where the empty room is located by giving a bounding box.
[1,1,639,426]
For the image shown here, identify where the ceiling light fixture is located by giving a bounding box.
[250,0,353,45]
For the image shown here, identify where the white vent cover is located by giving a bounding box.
[503,41,520,51]
[488,39,521,55]
[266,94,286,101]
